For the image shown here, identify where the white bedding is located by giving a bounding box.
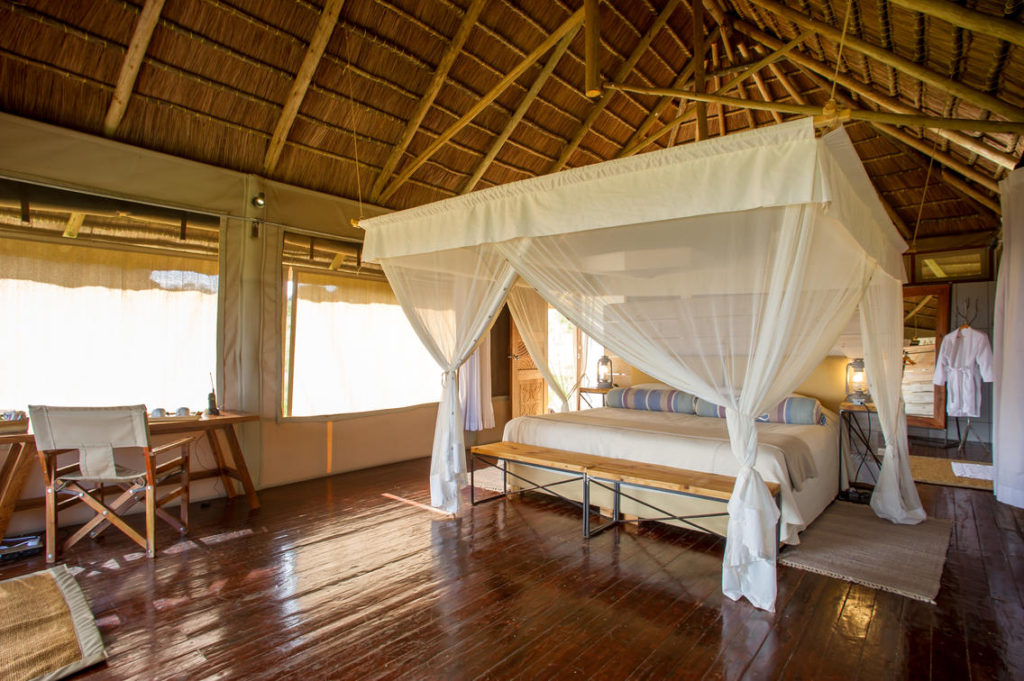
[502,407,839,544]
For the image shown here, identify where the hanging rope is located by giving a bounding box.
[824,0,856,124]
[911,138,939,250]
[343,28,365,227]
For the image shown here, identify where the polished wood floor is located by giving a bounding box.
[1,451,1021,681]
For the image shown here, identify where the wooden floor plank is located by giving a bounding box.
[0,449,1018,680]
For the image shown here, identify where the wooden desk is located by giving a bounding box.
[0,411,260,539]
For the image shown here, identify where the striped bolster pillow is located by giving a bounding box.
[605,387,696,414]
[694,395,826,425]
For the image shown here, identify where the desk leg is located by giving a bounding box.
[0,442,36,539]
[205,430,238,499]
[222,425,260,510]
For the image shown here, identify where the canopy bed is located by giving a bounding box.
[360,118,924,611]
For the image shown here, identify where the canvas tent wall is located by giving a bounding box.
[360,119,923,611]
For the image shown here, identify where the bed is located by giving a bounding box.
[501,388,838,545]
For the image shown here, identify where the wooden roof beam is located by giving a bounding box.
[888,0,1024,50]
[550,0,683,173]
[377,8,585,203]
[461,29,577,193]
[369,0,485,202]
[617,31,812,157]
[719,33,757,129]
[693,0,709,140]
[263,0,346,176]
[102,0,166,137]
[615,27,721,158]
[734,21,1019,169]
[745,0,1024,122]
[735,42,782,124]
[873,123,1000,193]
[940,170,1001,215]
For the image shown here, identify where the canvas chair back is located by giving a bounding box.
[29,405,150,481]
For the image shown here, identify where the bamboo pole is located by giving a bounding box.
[940,171,1002,215]
[693,0,708,140]
[369,0,486,201]
[378,8,585,203]
[734,20,1020,169]
[103,0,167,137]
[462,29,577,193]
[873,123,1001,193]
[610,84,1024,134]
[585,0,602,97]
[550,0,682,173]
[887,0,1024,50]
[745,0,1024,122]
[263,0,347,174]
[617,31,811,157]
[736,42,781,124]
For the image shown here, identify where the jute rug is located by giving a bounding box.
[779,501,953,603]
[0,565,106,681]
[909,455,994,491]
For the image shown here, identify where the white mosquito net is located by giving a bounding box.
[360,119,923,611]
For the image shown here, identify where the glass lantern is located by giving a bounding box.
[845,358,869,405]
[596,355,613,389]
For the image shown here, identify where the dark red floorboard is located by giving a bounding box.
[0,447,1021,680]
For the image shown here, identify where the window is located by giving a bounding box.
[281,242,438,416]
[546,306,603,410]
[0,238,218,410]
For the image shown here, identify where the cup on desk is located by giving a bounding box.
[151,408,166,418]
[176,407,190,417]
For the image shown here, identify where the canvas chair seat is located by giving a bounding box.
[29,404,197,563]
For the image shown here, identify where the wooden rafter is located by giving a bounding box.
[616,31,812,157]
[693,0,708,140]
[369,0,485,202]
[550,0,682,173]
[940,170,1001,215]
[102,0,166,137]
[734,21,1019,170]
[62,212,85,239]
[887,0,1024,50]
[461,29,577,193]
[263,0,347,176]
[609,85,1024,135]
[615,27,721,158]
[584,0,602,97]
[873,123,1000,193]
[746,0,1024,122]
[735,42,781,124]
[719,33,757,129]
[377,8,585,203]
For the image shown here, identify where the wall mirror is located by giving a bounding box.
[902,283,950,429]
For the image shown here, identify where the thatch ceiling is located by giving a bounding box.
[1,0,1021,248]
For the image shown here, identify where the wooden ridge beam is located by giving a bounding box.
[369,0,485,202]
[550,0,682,172]
[263,0,346,175]
[745,0,1024,122]
[461,29,577,193]
[734,21,1019,169]
[377,8,585,203]
[103,0,166,136]
[887,0,1024,50]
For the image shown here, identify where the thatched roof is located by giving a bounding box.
[1,0,1020,251]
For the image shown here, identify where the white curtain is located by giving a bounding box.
[862,272,925,522]
[459,334,495,431]
[506,281,572,412]
[994,169,1024,508]
[499,204,876,610]
[381,247,515,513]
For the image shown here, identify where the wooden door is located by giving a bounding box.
[510,318,548,418]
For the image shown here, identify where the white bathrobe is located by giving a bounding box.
[934,326,994,418]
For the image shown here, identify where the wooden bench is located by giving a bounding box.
[469,441,781,541]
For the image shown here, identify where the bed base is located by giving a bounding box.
[469,442,782,544]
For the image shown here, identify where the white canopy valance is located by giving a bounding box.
[360,119,922,611]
